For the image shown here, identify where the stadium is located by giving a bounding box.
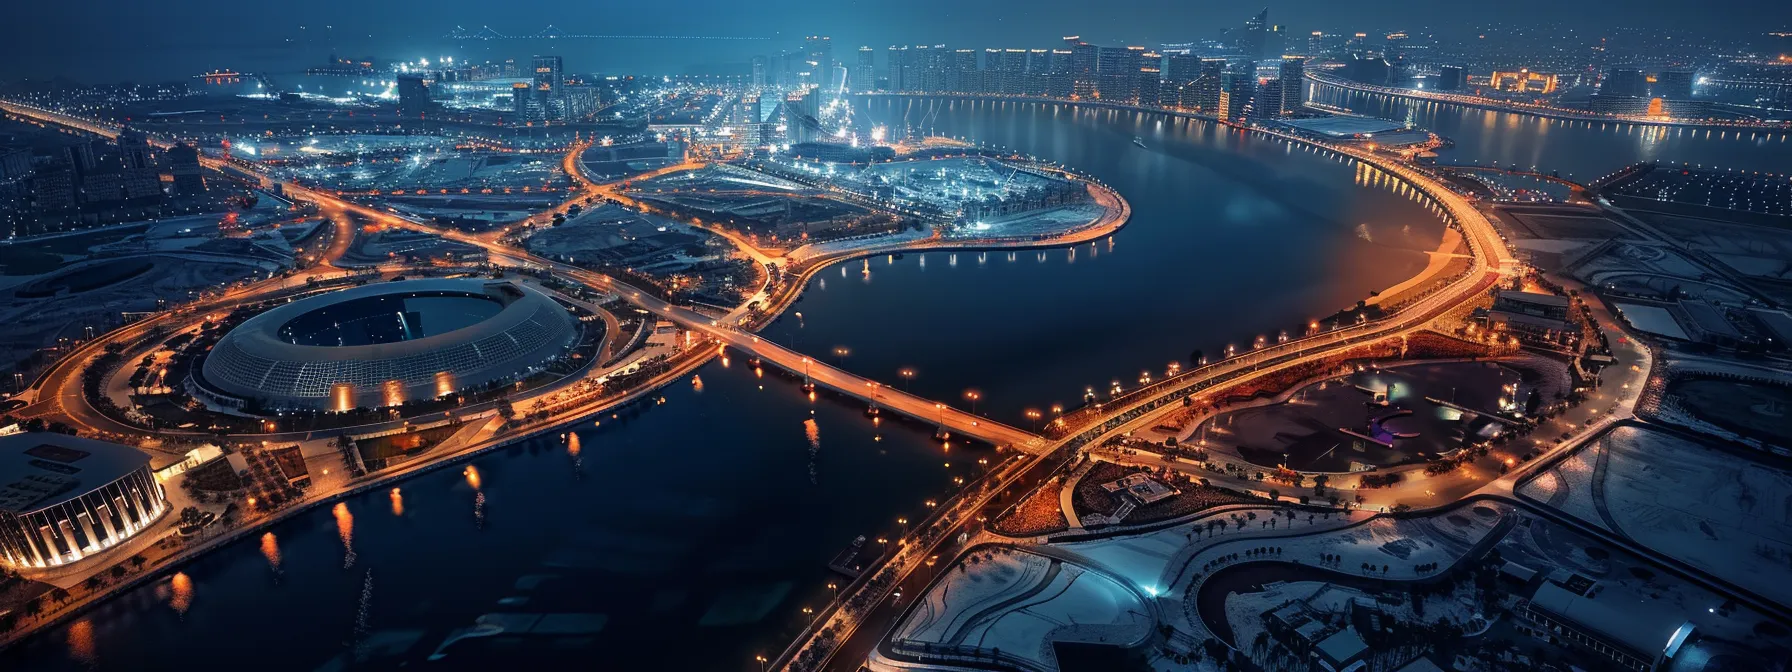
[201,278,579,412]
[0,432,167,569]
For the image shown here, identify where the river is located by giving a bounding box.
[2,92,1766,670]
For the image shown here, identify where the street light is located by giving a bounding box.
[1024,408,1042,431]
[964,390,981,415]
[756,654,768,672]
[899,367,916,391]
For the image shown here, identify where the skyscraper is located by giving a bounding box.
[532,55,564,119]
[1067,37,1097,99]
[1220,72,1255,120]
[951,49,981,93]
[1253,78,1281,118]
[1137,51,1163,106]
[1241,8,1270,61]
[887,45,907,92]
[1278,56,1305,115]
[855,47,875,91]
[751,55,768,89]
[1047,49,1074,98]
[806,36,834,77]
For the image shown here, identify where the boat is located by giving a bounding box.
[1132,136,1147,148]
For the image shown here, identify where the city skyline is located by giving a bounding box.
[6,1,1792,82]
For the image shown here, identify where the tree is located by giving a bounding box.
[495,397,516,424]
[180,506,204,527]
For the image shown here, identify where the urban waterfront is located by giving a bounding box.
[2,361,993,670]
[3,92,1776,670]
[1309,81,1792,176]
[774,96,1450,425]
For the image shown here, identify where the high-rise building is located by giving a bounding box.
[1278,56,1305,115]
[63,143,96,176]
[1654,69,1695,100]
[532,55,563,94]
[512,82,533,118]
[806,36,834,78]
[396,75,432,115]
[996,49,1028,94]
[1068,37,1097,98]
[1220,72,1255,120]
[1094,46,1143,102]
[0,148,31,181]
[1603,68,1647,98]
[532,55,564,120]
[1307,31,1326,57]
[1438,65,1464,91]
[1241,8,1270,62]
[887,45,909,92]
[165,143,206,196]
[855,47,875,91]
[118,131,152,171]
[1253,78,1281,118]
[951,49,981,93]
[1047,49,1074,98]
[30,166,79,211]
[751,55,768,88]
[1137,51,1163,106]
[1026,49,1051,96]
[1166,54,1203,88]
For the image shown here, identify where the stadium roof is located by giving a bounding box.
[0,432,151,514]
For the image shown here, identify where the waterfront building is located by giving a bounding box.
[1221,71,1255,120]
[201,279,578,412]
[1438,65,1464,91]
[1279,56,1306,114]
[1654,69,1695,100]
[0,432,168,569]
[1602,67,1647,98]
[1493,69,1559,94]
[855,46,875,91]
[1253,78,1282,118]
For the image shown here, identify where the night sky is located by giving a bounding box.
[7,0,1791,83]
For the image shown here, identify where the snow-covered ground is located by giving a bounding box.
[1613,303,1690,340]
[947,203,1107,240]
[890,546,1152,671]
[1523,426,1792,609]
[1518,442,1609,532]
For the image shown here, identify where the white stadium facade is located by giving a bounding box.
[201,278,579,412]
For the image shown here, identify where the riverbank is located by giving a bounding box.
[1307,73,1792,132]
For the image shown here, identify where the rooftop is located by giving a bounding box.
[0,432,151,515]
[1497,290,1571,308]
[1527,575,1691,661]
[1281,116,1407,138]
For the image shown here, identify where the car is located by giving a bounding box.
[1559,432,1573,440]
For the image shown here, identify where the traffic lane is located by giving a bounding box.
[823,516,985,672]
